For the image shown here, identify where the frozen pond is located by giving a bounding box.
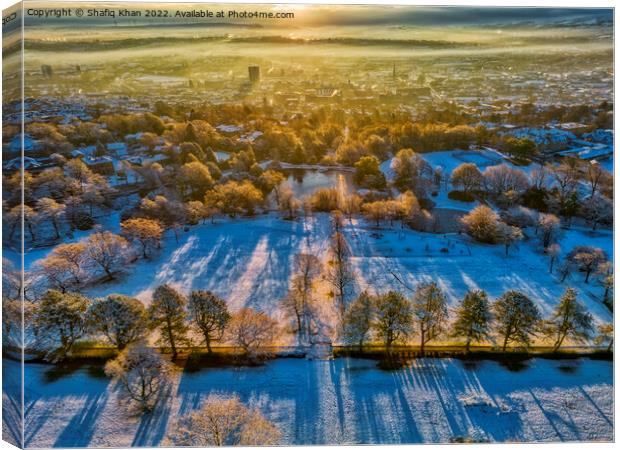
[283,169,354,198]
[4,356,613,447]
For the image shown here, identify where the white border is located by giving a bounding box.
[0,1,616,450]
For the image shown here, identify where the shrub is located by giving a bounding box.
[448,190,475,203]
[75,212,95,230]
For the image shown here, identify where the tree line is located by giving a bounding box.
[342,285,613,355]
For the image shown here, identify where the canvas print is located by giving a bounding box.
[1,1,614,447]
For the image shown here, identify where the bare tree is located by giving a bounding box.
[279,186,301,219]
[530,164,552,190]
[36,197,66,239]
[595,323,614,352]
[538,213,561,250]
[550,158,580,219]
[341,194,362,220]
[227,308,278,358]
[584,161,610,198]
[497,223,523,256]
[105,343,172,411]
[362,201,388,227]
[547,243,561,273]
[121,218,164,258]
[451,163,483,193]
[412,282,448,355]
[569,246,607,283]
[582,195,612,231]
[36,256,75,293]
[167,395,281,446]
[483,164,529,196]
[84,230,129,280]
[284,254,321,344]
[325,232,356,318]
[3,297,35,350]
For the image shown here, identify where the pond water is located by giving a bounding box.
[283,169,355,198]
[8,356,613,447]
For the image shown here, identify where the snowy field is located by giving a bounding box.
[379,148,533,211]
[345,218,613,327]
[18,212,613,337]
[82,215,334,319]
[4,357,612,446]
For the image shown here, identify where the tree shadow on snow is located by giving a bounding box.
[131,383,175,447]
[53,392,109,447]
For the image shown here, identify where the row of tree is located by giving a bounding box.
[28,285,277,362]
[460,205,612,289]
[5,158,114,242]
[451,157,612,226]
[34,217,165,295]
[342,284,613,354]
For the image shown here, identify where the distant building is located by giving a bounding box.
[83,156,115,175]
[248,66,260,83]
[305,87,341,104]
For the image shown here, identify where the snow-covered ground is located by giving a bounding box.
[380,149,535,211]
[345,219,613,327]
[7,210,124,271]
[599,156,613,173]
[6,356,612,446]
[84,215,333,319]
[20,213,612,334]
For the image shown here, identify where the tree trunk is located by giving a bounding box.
[27,223,35,241]
[205,333,212,353]
[167,319,177,359]
[465,337,471,353]
[295,312,302,344]
[104,266,114,280]
[386,332,393,356]
[502,333,509,352]
[607,338,613,352]
[585,269,591,283]
[553,332,565,352]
